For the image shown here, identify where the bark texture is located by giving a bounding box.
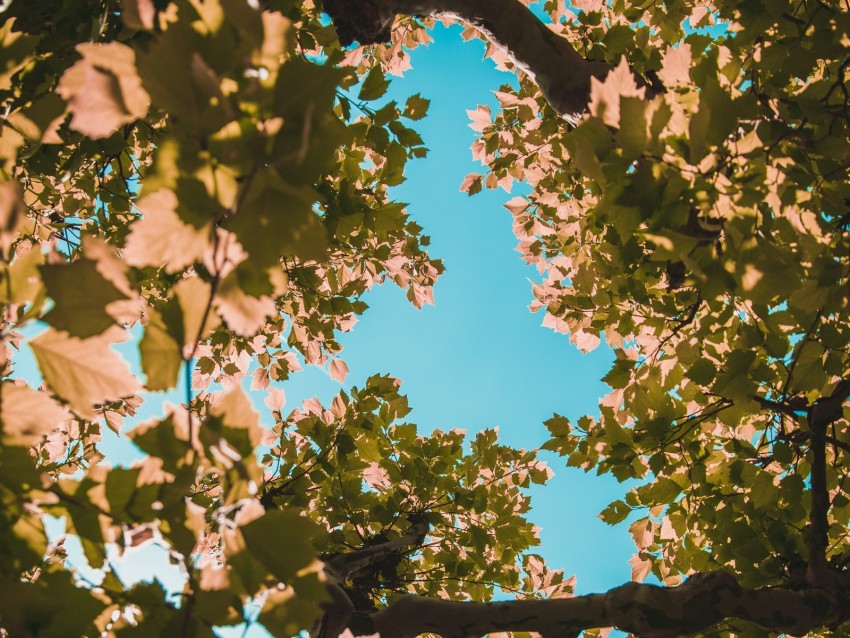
[313,518,850,637]
[324,0,616,119]
[369,572,850,638]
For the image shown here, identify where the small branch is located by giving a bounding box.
[754,395,805,419]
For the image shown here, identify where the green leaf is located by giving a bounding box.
[240,509,318,582]
[403,93,430,120]
[227,169,327,264]
[128,415,190,474]
[105,467,141,516]
[616,97,647,159]
[358,67,390,101]
[139,310,183,391]
[40,259,126,338]
[598,500,631,525]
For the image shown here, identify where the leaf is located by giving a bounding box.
[29,328,140,419]
[460,173,483,195]
[264,387,286,411]
[5,93,65,144]
[240,509,318,582]
[258,576,324,637]
[135,20,232,134]
[214,270,277,337]
[226,169,327,265]
[105,467,141,515]
[123,189,212,274]
[40,258,127,338]
[588,57,646,128]
[129,415,190,474]
[616,97,648,159]
[209,385,262,454]
[174,277,220,351]
[0,180,25,259]
[403,93,430,120]
[657,44,692,88]
[598,499,631,525]
[0,244,44,307]
[0,19,38,91]
[121,0,155,30]
[139,309,182,391]
[56,42,150,139]
[0,382,68,446]
[358,67,390,101]
[328,359,348,383]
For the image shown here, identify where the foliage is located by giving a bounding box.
[0,0,848,636]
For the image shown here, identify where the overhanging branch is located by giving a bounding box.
[324,0,621,119]
[364,571,850,638]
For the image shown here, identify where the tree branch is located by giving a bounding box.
[313,514,431,638]
[322,513,429,582]
[807,377,850,585]
[362,571,850,638]
[324,0,619,119]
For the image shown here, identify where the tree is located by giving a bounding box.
[0,0,848,635]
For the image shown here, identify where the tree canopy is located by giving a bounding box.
[0,0,849,636]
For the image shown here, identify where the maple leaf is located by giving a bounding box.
[56,42,150,139]
[123,189,212,274]
[264,387,286,412]
[0,381,68,446]
[214,271,277,337]
[139,309,182,391]
[29,328,140,419]
[210,385,262,450]
[589,56,646,128]
[460,173,483,195]
[328,358,349,383]
[657,44,693,88]
[40,258,128,338]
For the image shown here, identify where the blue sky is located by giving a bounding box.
[310,22,639,596]
[227,22,640,636]
[13,20,640,637]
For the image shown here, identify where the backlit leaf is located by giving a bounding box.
[29,328,140,419]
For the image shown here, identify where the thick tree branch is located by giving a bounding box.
[362,571,850,638]
[324,0,619,119]
[322,514,429,582]
[313,515,430,638]
[807,377,850,584]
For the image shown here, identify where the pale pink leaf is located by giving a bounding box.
[657,44,692,88]
[0,381,68,446]
[264,387,286,412]
[459,173,483,196]
[214,272,277,337]
[589,56,646,128]
[362,462,391,489]
[328,359,349,383]
[629,553,652,582]
[56,42,150,139]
